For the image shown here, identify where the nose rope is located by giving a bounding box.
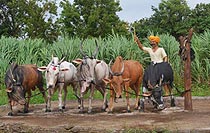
[104,84,186,97]
[25,87,49,98]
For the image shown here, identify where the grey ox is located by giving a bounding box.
[38,56,79,112]
[73,40,109,113]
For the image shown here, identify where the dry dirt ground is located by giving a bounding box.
[0,96,210,133]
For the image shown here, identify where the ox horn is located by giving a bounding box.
[159,75,164,86]
[9,63,18,82]
[58,57,65,64]
[50,54,54,65]
[148,80,153,89]
[92,40,99,59]
[118,61,124,76]
[10,69,16,82]
[109,60,125,76]
[80,40,87,58]
[108,60,114,76]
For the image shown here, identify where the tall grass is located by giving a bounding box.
[0,30,210,105]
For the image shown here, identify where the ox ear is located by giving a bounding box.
[60,68,69,71]
[38,66,47,72]
[123,78,130,83]
[6,88,12,93]
[102,78,111,85]
[96,59,101,64]
[72,58,83,64]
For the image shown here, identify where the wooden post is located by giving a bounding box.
[184,28,193,111]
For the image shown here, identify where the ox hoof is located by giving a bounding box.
[8,112,13,116]
[127,110,131,113]
[79,110,85,114]
[101,108,106,112]
[134,106,139,110]
[59,109,64,112]
[171,99,176,107]
[105,104,108,109]
[62,106,65,109]
[101,105,108,112]
[18,110,22,113]
[45,109,51,112]
[23,109,29,113]
[139,100,144,112]
[107,110,113,114]
[139,109,144,112]
[139,106,144,112]
[88,110,93,114]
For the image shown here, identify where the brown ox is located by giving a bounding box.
[103,56,143,112]
[5,63,47,115]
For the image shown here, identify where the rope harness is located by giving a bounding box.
[104,84,191,98]
[25,88,49,99]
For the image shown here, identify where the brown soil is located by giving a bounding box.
[0,97,210,132]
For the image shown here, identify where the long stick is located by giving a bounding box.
[132,27,136,39]
[184,28,193,111]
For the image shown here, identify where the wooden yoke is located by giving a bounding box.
[179,28,193,111]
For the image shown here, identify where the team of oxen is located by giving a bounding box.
[5,41,175,116]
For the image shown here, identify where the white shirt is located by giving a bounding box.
[142,47,167,63]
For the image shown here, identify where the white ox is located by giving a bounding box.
[38,57,79,112]
[73,40,109,113]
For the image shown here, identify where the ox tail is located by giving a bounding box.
[74,94,81,103]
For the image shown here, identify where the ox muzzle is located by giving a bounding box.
[151,86,164,110]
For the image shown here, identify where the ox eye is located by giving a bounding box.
[6,88,13,93]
